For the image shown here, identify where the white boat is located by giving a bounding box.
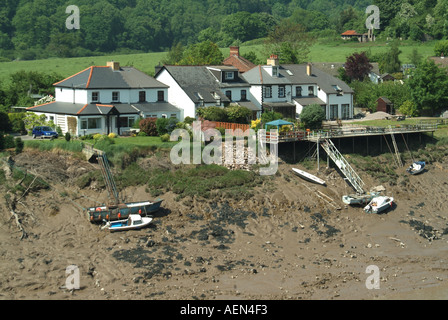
[363,196,394,214]
[292,168,326,185]
[406,161,425,175]
[342,192,380,205]
[102,214,153,232]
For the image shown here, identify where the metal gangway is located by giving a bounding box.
[96,151,120,207]
[320,139,365,194]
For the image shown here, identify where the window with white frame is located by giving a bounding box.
[117,116,135,128]
[264,86,272,98]
[112,91,120,102]
[92,92,100,102]
[225,72,234,80]
[278,86,285,98]
[81,118,102,130]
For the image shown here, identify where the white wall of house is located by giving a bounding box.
[327,93,353,119]
[55,87,88,104]
[55,87,168,105]
[141,111,180,120]
[220,87,252,102]
[156,69,194,120]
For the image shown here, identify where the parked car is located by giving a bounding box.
[32,126,58,139]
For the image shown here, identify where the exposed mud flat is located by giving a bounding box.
[1,148,448,300]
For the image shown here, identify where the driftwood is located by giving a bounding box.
[5,194,28,240]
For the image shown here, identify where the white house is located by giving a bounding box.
[27,61,181,136]
[242,56,354,120]
[155,65,261,120]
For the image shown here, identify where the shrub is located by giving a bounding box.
[3,134,15,148]
[8,113,26,134]
[139,118,158,136]
[56,126,63,137]
[160,133,170,142]
[108,132,117,139]
[300,103,325,130]
[197,106,228,122]
[137,131,147,136]
[261,111,283,124]
[184,116,196,125]
[15,137,24,154]
[65,132,71,142]
[93,133,103,140]
[156,117,170,135]
[226,105,251,124]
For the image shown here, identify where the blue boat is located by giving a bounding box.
[406,161,425,175]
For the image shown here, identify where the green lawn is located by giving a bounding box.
[0,39,437,84]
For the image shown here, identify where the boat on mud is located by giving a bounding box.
[102,214,153,232]
[406,161,425,175]
[292,168,326,186]
[88,199,163,223]
[364,196,394,214]
[342,192,380,206]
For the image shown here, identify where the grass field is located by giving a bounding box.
[0,39,437,84]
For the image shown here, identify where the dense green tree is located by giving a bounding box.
[179,41,224,65]
[408,59,448,116]
[264,20,314,64]
[379,41,402,74]
[300,104,325,129]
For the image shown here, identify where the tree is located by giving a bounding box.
[226,105,251,124]
[379,41,402,74]
[264,20,315,64]
[434,40,448,56]
[408,59,448,116]
[300,104,325,130]
[399,100,419,117]
[179,41,224,66]
[345,52,373,82]
[162,42,185,65]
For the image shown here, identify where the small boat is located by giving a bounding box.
[364,196,394,214]
[102,214,153,232]
[342,191,380,206]
[88,199,163,223]
[292,168,326,185]
[406,161,425,175]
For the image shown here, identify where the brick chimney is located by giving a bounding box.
[107,61,120,71]
[267,55,279,66]
[229,46,240,56]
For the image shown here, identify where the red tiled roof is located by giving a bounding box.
[341,30,361,36]
[222,55,256,73]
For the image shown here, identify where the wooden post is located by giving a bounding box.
[317,139,320,171]
[352,137,355,153]
[366,136,369,155]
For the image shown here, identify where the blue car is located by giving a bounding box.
[32,126,59,139]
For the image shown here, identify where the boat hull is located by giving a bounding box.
[292,168,326,185]
[406,161,425,175]
[364,196,394,214]
[88,199,163,223]
[342,192,379,205]
[106,217,153,232]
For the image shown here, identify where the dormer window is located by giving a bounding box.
[224,72,234,81]
[272,67,279,77]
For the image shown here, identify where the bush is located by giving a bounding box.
[3,134,15,149]
[197,106,228,122]
[108,132,117,139]
[226,105,251,124]
[156,118,170,135]
[56,126,63,137]
[137,131,147,136]
[8,113,26,134]
[65,132,71,142]
[139,118,158,136]
[15,137,24,154]
[300,103,325,130]
[184,116,196,125]
[261,111,283,124]
[160,133,170,142]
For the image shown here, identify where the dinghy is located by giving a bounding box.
[406,161,425,175]
[292,168,326,185]
[364,196,394,214]
[102,214,153,232]
[342,191,380,206]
